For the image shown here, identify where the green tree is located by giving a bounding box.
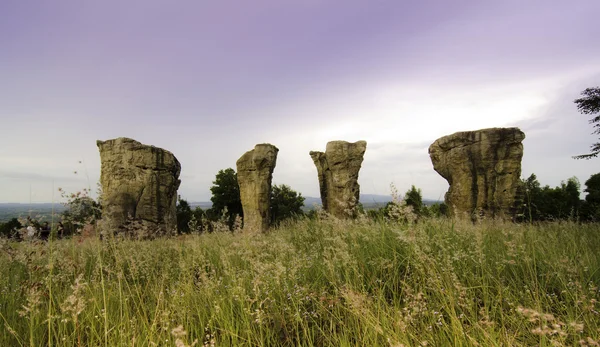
[516,173,543,222]
[573,87,600,159]
[580,173,600,221]
[517,174,582,222]
[176,197,192,233]
[404,185,423,216]
[0,218,22,238]
[563,177,582,213]
[427,202,449,218]
[270,184,305,226]
[584,173,600,204]
[208,168,243,226]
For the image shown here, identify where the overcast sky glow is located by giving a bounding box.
[1,0,599,203]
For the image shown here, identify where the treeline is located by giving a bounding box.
[515,173,600,222]
[3,170,600,238]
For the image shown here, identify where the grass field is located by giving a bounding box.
[1,216,599,346]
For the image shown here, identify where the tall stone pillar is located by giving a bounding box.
[236,144,279,232]
[310,140,367,218]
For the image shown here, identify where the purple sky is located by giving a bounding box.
[1,0,600,203]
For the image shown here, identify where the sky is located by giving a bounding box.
[1,0,599,203]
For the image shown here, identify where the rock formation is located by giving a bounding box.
[428,127,525,220]
[236,144,279,232]
[97,137,181,235]
[310,140,367,218]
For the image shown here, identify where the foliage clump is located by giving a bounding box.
[573,86,600,159]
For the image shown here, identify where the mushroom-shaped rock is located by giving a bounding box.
[310,140,367,218]
[97,137,181,235]
[428,127,525,220]
[236,144,279,232]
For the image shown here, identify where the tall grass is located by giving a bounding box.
[1,216,599,346]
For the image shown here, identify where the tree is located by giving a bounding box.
[580,173,600,221]
[176,197,192,233]
[427,202,449,218]
[573,87,600,159]
[404,185,424,216]
[563,177,581,213]
[270,184,305,226]
[584,173,600,204]
[0,218,22,238]
[208,168,243,226]
[516,173,543,222]
[516,174,582,222]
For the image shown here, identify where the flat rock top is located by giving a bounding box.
[97,137,176,154]
[326,140,367,152]
[97,137,181,173]
[236,144,278,169]
[310,140,367,157]
[429,127,525,153]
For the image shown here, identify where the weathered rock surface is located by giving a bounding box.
[97,137,181,235]
[310,140,367,218]
[236,144,279,232]
[428,127,525,220]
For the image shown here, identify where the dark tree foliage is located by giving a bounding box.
[573,87,600,159]
[176,198,206,233]
[0,218,22,238]
[580,173,600,221]
[404,185,424,216]
[427,202,449,218]
[517,174,582,222]
[270,184,305,226]
[176,197,192,233]
[584,173,600,204]
[209,168,243,225]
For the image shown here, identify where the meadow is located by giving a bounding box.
[1,215,599,346]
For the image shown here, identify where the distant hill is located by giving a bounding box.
[0,203,67,222]
[188,201,213,210]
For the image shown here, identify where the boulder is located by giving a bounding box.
[310,140,367,218]
[428,127,525,220]
[97,137,181,235]
[236,144,279,232]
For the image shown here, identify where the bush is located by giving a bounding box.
[0,218,22,238]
